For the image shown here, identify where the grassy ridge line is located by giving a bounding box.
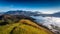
[19,19,54,34]
[0,19,53,34]
[13,24,49,34]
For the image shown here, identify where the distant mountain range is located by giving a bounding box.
[0,12,5,15]
[51,12,60,17]
[4,10,41,16]
[39,12,60,17]
[0,10,60,17]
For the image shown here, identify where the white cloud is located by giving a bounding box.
[41,11,54,14]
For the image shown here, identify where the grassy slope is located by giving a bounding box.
[0,19,53,34]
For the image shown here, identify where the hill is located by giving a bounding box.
[0,14,35,25]
[0,14,54,34]
[0,19,54,34]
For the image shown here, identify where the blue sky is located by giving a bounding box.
[0,0,60,14]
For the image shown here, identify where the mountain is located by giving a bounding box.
[51,12,60,17]
[0,19,54,34]
[0,12,5,15]
[0,10,60,17]
[0,14,35,25]
[35,11,60,17]
[0,14,54,34]
[4,10,41,16]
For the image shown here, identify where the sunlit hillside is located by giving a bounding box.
[0,19,53,34]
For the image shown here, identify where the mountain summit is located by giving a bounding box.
[4,10,41,16]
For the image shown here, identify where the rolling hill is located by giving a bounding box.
[0,19,54,34]
[0,11,55,34]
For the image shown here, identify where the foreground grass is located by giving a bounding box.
[0,23,19,34]
[0,19,53,34]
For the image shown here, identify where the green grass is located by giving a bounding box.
[0,19,53,34]
[12,24,50,34]
[0,20,4,23]
[0,23,19,34]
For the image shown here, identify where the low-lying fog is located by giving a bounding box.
[31,16,60,33]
